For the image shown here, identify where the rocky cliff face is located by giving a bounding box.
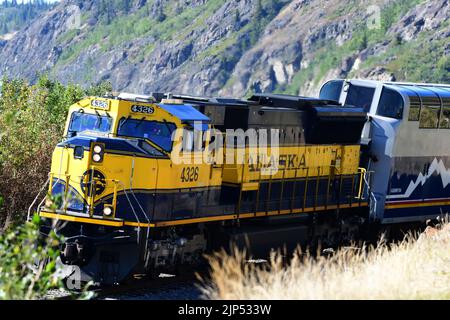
[222,0,449,97]
[0,0,448,97]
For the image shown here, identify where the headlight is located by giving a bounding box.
[91,143,105,163]
[103,206,113,216]
[93,145,103,154]
[92,154,102,162]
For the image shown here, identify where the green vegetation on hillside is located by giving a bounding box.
[55,0,289,86]
[0,76,111,229]
[198,0,288,59]
[1,0,447,97]
[57,0,227,64]
[356,27,450,83]
[0,0,55,36]
[280,0,447,95]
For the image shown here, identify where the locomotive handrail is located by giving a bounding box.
[128,155,151,259]
[43,152,369,226]
[357,168,367,199]
[116,181,143,244]
[361,169,377,218]
[46,171,122,222]
[27,177,50,221]
[240,161,368,216]
[44,171,153,237]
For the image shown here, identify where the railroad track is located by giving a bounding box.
[94,270,205,300]
[46,271,204,300]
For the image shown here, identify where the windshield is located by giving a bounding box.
[68,112,112,135]
[117,118,176,152]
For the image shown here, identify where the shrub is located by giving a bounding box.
[0,214,94,300]
[0,76,111,229]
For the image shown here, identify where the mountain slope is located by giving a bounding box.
[0,0,56,36]
[0,0,448,96]
[222,0,449,97]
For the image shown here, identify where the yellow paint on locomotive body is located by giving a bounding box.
[222,144,360,186]
[43,95,366,227]
[49,146,87,198]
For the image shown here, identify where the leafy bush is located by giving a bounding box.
[0,76,111,229]
[0,214,60,299]
[0,214,94,299]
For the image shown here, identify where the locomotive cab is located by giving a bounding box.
[42,93,215,224]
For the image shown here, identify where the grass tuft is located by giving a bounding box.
[201,222,450,299]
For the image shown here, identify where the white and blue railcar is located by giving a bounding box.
[320,79,450,224]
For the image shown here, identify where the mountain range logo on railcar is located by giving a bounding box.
[387,158,450,200]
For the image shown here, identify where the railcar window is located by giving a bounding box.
[117,118,176,152]
[345,84,375,111]
[419,105,440,128]
[68,112,112,135]
[376,88,404,119]
[319,80,344,102]
[439,102,450,129]
[408,95,421,121]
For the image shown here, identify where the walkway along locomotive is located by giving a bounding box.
[31,79,450,285]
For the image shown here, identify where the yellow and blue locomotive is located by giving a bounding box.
[36,89,371,284]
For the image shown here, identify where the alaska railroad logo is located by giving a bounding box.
[80,169,106,196]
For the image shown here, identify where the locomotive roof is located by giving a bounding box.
[158,103,211,122]
[151,92,344,110]
[248,93,341,109]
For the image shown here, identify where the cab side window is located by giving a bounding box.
[319,80,343,102]
[376,88,404,119]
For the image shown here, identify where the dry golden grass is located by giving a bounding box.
[201,223,450,300]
